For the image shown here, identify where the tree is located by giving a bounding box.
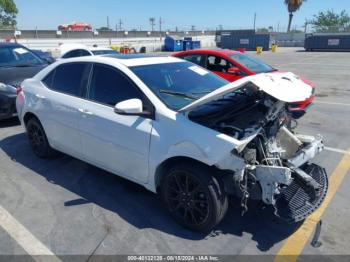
[284,0,306,32]
[311,9,350,33]
[0,0,18,28]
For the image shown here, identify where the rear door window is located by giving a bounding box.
[180,54,206,67]
[43,63,91,97]
[207,55,234,73]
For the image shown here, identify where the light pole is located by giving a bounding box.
[253,13,257,31]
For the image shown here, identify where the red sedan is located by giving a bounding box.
[58,22,92,31]
[173,49,315,112]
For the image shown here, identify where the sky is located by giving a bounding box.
[15,0,350,31]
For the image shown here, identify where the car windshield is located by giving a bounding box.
[0,46,46,67]
[130,61,229,110]
[230,53,274,73]
[92,50,119,55]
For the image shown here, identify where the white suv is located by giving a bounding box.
[16,54,328,232]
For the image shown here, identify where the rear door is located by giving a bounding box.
[40,62,91,157]
[78,63,153,183]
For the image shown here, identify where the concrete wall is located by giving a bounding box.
[15,35,216,55]
[1,30,309,52]
[0,29,216,39]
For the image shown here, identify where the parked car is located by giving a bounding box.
[16,55,328,232]
[173,49,315,112]
[59,44,119,59]
[58,22,92,31]
[31,49,56,64]
[0,43,48,120]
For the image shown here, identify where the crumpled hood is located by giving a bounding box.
[179,72,313,113]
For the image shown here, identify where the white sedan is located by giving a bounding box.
[16,54,328,232]
[59,44,118,59]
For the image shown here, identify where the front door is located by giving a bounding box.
[79,64,153,183]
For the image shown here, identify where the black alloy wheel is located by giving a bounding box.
[26,118,53,158]
[161,163,228,232]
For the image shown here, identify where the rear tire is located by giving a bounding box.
[161,162,228,232]
[26,118,54,158]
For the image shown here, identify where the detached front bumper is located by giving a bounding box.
[275,163,328,223]
[255,134,328,223]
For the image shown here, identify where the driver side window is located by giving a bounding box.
[88,64,144,107]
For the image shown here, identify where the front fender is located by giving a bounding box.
[145,113,245,192]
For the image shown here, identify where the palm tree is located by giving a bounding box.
[284,0,306,32]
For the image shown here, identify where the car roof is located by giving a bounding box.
[104,54,182,67]
[34,54,185,80]
[90,47,113,51]
[104,54,166,59]
[59,44,115,57]
[174,48,241,57]
[53,54,183,67]
[59,43,90,56]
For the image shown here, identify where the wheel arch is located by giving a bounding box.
[154,156,218,194]
[23,111,40,126]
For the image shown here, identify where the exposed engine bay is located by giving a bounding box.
[188,84,328,223]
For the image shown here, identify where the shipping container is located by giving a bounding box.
[215,30,255,47]
[221,34,270,51]
[164,36,183,51]
[305,33,350,51]
[192,40,201,50]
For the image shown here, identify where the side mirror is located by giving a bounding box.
[114,98,143,115]
[227,67,241,75]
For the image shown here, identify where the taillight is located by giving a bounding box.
[16,86,22,95]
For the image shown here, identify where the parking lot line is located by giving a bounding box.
[325,146,350,155]
[274,149,350,262]
[314,101,350,107]
[0,205,60,261]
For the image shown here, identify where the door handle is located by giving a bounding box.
[78,108,94,115]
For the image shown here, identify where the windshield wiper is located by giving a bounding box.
[159,89,197,100]
[191,90,212,95]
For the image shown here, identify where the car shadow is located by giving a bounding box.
[0,117,20,128]
[0,132,301,251]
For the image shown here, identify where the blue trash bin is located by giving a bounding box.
[164,36,184,51]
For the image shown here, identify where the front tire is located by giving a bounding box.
[26,118,53,158]
[161,162,228,232]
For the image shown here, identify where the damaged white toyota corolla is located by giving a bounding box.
[16,55,328,232]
